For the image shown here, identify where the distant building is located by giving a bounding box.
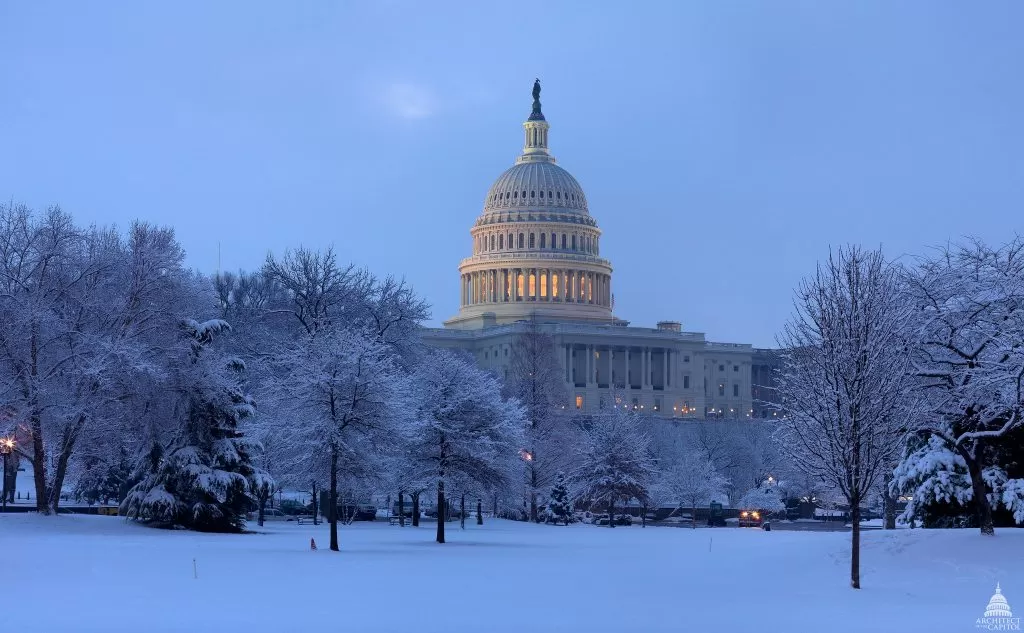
[423,82,776,419]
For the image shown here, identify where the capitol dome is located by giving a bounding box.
[444,80,618,330]
[483,161,589,217]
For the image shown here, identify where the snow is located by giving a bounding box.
[5,514,1023,633]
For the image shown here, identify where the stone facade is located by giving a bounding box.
[422,83,777,419]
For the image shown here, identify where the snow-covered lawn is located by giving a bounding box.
[4,514,1021,633]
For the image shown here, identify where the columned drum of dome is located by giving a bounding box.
[444,82,619,329]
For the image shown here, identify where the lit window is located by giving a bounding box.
[540,273,547,297]
[575,395,583,410]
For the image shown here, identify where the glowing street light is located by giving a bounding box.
[0,436,14,513]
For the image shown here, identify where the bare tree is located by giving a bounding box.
[656,448,728,529]
[776,246,912,589]
[502,318,575,521]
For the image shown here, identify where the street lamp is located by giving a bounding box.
[0,437,14,513]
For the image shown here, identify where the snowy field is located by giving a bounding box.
[4,514,1021,633]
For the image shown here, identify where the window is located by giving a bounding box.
[499,234,504,249]
[514,191,518,199]
[733,384,739,397]
[489,235,495,250]
[683,355,690,363]
[557,191,561,199]
[718,384,725,397]
[540,233,546,248]
[683,375,690,389]
[531,190,535,198]
[518,233,524,249]
[484,351,488,359]
[575,395,583,410]
[561,234,567,249]
[734,365,739,372]
[654,397,662,412]
[572,235,577,250]
[551,232,556,248]
[529,233,535,248]
[719,365,725,372]
[505,348,508,357]
[547,191,552,198]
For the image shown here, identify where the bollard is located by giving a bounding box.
[310,538,317,551]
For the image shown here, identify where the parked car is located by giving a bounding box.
[738,509,763,528]
[248,508,289,522]
[594,514,633,526]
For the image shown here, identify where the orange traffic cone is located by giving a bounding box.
[310,538,317,551]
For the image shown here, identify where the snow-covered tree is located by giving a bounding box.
[545,471,573,525]
[573,408,657,527]
[896,238,1024,535]
[776,246,913,589]
[272,328,408,550]
[502,318,578,522]
[738,482,786,515]
[121,319,271,532]
[656,448,728,528]
[407,350,526,543]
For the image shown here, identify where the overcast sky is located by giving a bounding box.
[2,1,1022,347]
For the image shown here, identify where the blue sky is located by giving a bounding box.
[2,1,1022,347]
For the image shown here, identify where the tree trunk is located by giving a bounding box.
[477,499,483,525]
[258,493,267,527]
[436,481,446,543]
[398,491,405,527]
[493,495,498,520]
[460,493,466,530]
[883,473,897,530]
[850,500,861,589]
[641,503,647,528]
[329,449,339,552]
[311,481,319,526]
[412,492,420,527]
[965,448,996,535]
[692,501,698,530]
[530,464,538,522]
[608,498,615,528]
[49,421,82,515]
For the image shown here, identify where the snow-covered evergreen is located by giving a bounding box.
[121,319,271,532]
[545,472,573,525]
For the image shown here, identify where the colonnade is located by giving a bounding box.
[460,268,610,308]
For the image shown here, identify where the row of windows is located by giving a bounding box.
[475,231,598,255]
[717,364,741,372]
[490,189,581,204]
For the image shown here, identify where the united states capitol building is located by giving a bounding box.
[423,82,779,420]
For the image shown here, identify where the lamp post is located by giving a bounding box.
[0,437,14,513]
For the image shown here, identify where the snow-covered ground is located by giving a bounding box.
[3,514,1020,633]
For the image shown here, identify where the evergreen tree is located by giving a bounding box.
[121,319,273,532]
[546,471,572,525]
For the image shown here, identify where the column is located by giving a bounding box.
[625,348,631,387]
[610,347,616,387]
[663,349,669,388]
